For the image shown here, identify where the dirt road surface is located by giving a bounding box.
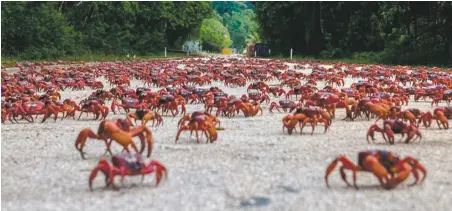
[2,59,451,211]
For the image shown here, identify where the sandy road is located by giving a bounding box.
[1,59,452,211]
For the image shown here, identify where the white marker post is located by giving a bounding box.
[269,49,271,56]
[290,48,293,60]
[164,47,167,57]
[254,51,257,57]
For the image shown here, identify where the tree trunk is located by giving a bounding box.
[59,1,64,12]
[448,24,452,67]
[305,2,325,55]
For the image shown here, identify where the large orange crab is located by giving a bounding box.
[367,120,422,144]
[387,107,419,126]
[74,117,153,159]
[432,110,449,129]
[243,102,263,117]
[127,109,163,126]
[76,99,109,120]
[416,107,451,129]
[88,153,167,191]
[247,81,270,93]
[281,112,328,135]
[294,107,332,126]
[22,101,60,123]
[310,92,341,117]
[240,91,270,104]
[155,94,187,116]
[325,150,427,189]
[175,111,220,144]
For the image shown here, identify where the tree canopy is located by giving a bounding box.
[1,1,212,59]
[253,1,452,65]
[211,1,260,50]
[200,18,232,50]
[3,1,451,65]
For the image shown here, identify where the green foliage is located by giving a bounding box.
[1,2,82,59]
[254,1,452,65]
[319,48,346,59]
[351,52,382,62]
[211,1,247,15]
[1,1,211,60]
[200,18,232,50]
[211,1,260,50]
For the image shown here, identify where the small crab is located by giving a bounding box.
[367,120,422,144]
[88,153,167,191]
[269,100,302,113]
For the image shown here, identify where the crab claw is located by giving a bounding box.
[75,128,101,159]
[325,155,358,189]
[88,160,111,191]
[401,156,427,184]
[145,160,168,186]
[385,156,427,189]
[207,126,218,143]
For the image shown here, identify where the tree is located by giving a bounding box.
[200,18,232,50]
[1,1,211,59]
[253,1,452,65]
[2,1,81,59]
[211,1,260,50]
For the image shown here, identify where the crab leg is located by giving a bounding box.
[194,122,200,144]
[391,156,427,186]
[384,162,412,189]
[300,117,315,135]
[175,126,189,143]
[325,156,360,189]
[128,125,153,157]
[75,128,109,159]
[88,159,112,191]
[142,160,168,186]
[404,128,422,144]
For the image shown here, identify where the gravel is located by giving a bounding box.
[2,60,452,211]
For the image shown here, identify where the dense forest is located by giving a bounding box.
[253,1,452,65]
[210,1,260,52]
[2,1,452,66]
[1,1,258,60]
[1,1,213,59]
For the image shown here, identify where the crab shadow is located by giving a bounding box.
[88,181,165,193]
[336,184,391,191]
[75,118,104,122]
[174,140,213,145]
[370,139,450,146]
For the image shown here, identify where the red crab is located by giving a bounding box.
[269,100,302,113]
[269,86,286,97]
[240,91,270,104]
[111,98,147,114]
[367,120,422,144]
[247,81,270,93]
[88,153,167,191]
[325,150,427,189]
